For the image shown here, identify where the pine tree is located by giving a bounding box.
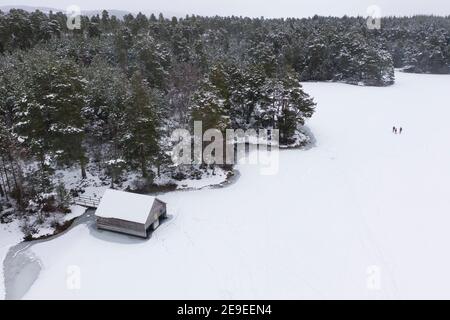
[190,78,231,133]
[14,51,87,178]
[121,72,160,178]
[132,35,171,89]
[278,75,315,143]
[257,75,315,144]
[114,27,133,71]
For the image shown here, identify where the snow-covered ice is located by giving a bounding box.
[0,220,23,299]
[8,71,450,299]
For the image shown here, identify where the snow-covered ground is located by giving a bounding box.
[6,71,450,299]
[156,166,231,190]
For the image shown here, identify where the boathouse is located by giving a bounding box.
[95,189,167,238]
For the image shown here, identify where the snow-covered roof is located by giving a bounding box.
[95,189,157,224]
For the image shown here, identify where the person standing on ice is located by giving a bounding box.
[393,126,397,134]
[399,127,403,134]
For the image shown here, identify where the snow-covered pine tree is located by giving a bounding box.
[13,51,87,178]
[121,71,161,179]
[132,35,171,89]
[257,75,315,144]
[189,78,230,133]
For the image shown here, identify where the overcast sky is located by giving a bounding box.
[1,0,449,18]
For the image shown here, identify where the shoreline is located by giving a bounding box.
[3,210,95,300]
[1,128,315,300]
[1,167,241,299]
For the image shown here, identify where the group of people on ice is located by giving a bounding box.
[392,126,403,134]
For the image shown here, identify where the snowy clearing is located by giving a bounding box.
[8,71,450,299]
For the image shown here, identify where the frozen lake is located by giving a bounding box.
[8,71,450,299]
